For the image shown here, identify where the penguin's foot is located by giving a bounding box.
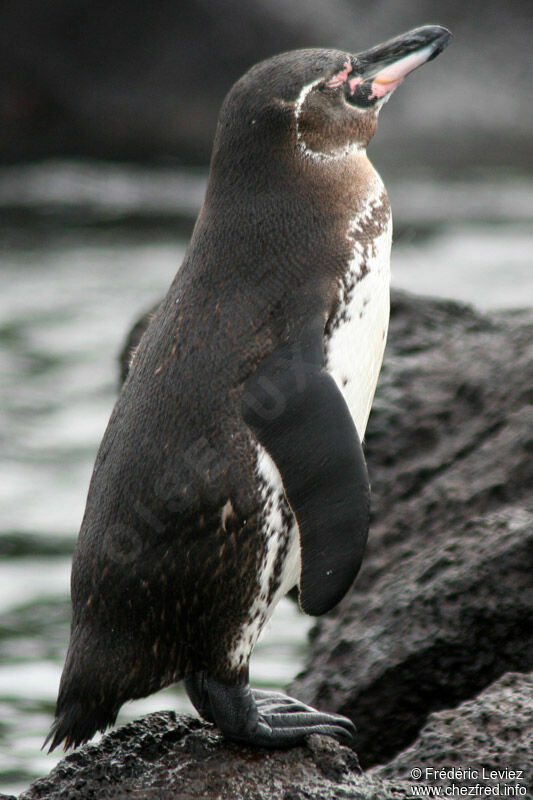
[185,673,355,748]
[184,672,215,723]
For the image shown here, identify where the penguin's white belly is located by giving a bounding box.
[325,190,392,439]
[228,447,300,670]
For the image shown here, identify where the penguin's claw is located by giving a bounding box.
[198,677,356,748]
[255,709,356,747]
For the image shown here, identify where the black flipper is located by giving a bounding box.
[242,317,370,616]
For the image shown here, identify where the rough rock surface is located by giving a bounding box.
[290,291,533,768]
[119,303,159,384]
[371,671,533,793]
[19,713,409,800]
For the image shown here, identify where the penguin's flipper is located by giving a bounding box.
[242,318,370,616]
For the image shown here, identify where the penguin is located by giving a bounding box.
[46,25,452,751]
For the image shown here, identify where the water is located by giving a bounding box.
[0,161,531,795]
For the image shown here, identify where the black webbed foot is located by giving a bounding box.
[184,672,215,723]
[186,674,355,748]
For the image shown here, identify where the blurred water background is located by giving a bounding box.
[1,0,532,794]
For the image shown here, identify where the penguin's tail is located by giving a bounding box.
[44,710,77,752]
[43,688,120,752]
[43,636,122,752]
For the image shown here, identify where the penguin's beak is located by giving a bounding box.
[348,25,452,107]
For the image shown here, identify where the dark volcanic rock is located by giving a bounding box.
[371,672,533,794]
[290,292,533,768]
[119,303,159,384]
[20,712,409,800]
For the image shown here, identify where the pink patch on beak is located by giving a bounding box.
[369,76,404,99]
[325,58,352,88]
[369,44,434,100]
[348,76,363,94]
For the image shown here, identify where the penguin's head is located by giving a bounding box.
[211,26,452,171]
